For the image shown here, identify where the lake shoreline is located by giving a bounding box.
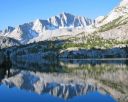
[59,58,128,60]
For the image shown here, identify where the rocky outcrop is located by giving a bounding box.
[0,12,93,44]
[0,36,20,49]
[59,47,128,58]
[96,0,128,26]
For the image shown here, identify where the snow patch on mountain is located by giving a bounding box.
[0,36,20,48]
[1,0,128,44]
[120,0,128,6]
[0,12,94,44]
[97,0,128,26]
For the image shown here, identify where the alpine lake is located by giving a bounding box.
[0,56,128,102]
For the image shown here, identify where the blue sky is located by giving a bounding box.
[0,0,120,30]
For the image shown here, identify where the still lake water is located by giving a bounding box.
[0,58,128,102]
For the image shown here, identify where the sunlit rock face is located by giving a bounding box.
[0,0,128,46]
[96,0,128,26]
[0,12,93,44]
[0,36,20,49]
[120,0,128,6]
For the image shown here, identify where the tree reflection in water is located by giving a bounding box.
[0,58,128,102]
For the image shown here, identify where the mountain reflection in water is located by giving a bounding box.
[0,58,128,102]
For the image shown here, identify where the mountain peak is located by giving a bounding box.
[59,12,74,18]
[96,0,128,26]
[62,12,73,16]
[34,19,43,24]
[120,0,128,6]
[61,12,69,15]
[0,12,93,44]
[3,26,14,33]
[60,12,72,15]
